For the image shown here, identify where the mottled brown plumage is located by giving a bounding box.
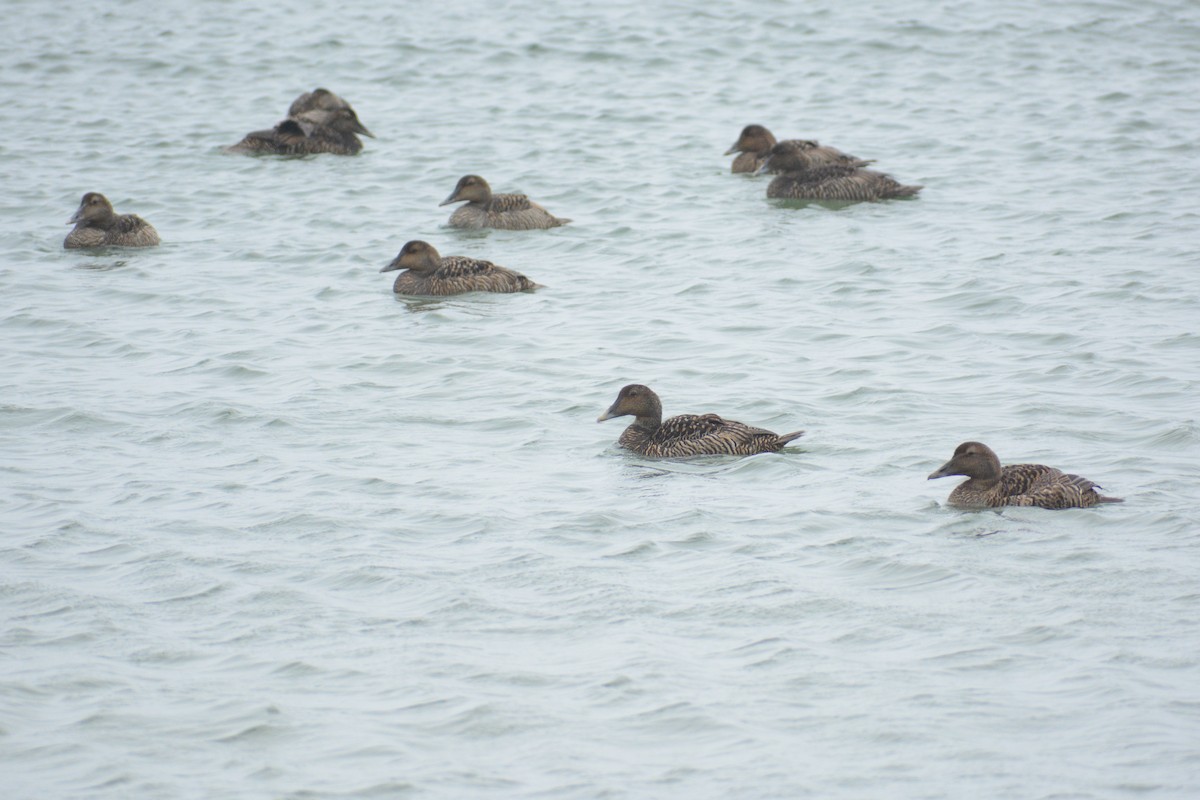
[380,240,540,296]
[597,384,804,458]
[764,163,922,202]
[64,192,160,249]
[928,441,1123,509]
[439,175,570,230]
[227,97,374,156]
[725,125,870,174]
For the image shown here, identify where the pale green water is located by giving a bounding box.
[2,1,1199,798]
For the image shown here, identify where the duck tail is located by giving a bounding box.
[1097,495,1125,504]
[777,430,806,446]
[895,184,923,197]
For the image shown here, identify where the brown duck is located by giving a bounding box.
[439,175,570,230]
[758,142,921,201]
[227,101,374,156]
[380,240,540,296]
[64,192,160,249]
[598,384,804,458]
[725,124,870,174]
[928,442,1123,509]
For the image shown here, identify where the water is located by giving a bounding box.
[2,0,1199,797]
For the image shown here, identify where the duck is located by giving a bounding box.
[227,102,373,156]
[439,175,570,230]
[380,240,541,296]
[927,441,1124,509]
[756,141,920,201]
[725,125,871,174]
[64,192,160,249]
[597,384,804,458]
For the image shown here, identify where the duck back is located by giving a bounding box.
[65,213,159,249]
[621,414,803,458]
[767,165,922,202]
[448,193,570,230]
[391,256,540,296]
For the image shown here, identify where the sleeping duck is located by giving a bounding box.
[227,94,373,156]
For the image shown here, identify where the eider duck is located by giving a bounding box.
[597,384,804,458]
[380,240,541,296]
[439,175,570,230]
[227,102,373,156]
[725,124,870,174]
[758,142,921,202]
[928,441,1124,509]
[64,192,160,249]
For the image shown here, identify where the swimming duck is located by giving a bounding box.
[725,125,870,174]
[227,104,374,156]
[64,192,160,249]
[439,175,570,230]
[597,384,804,458]
[380,240,540,296]
[756,141,920,201]
[927,441,1123,509]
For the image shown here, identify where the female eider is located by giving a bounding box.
[928,441,1123,509]
[439,175,570,230]
[725,124,870,174]
[227,103,373,156]
[380,240,540,296]
[757,142,921,202]
[64,193,160,249]
[597,384,804,458]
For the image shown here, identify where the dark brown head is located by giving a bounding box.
[381,240,442,274]
[597,384,663,426]
[68,192,116,227]
[324,106,373,137]
[288,87,350,117]
[725,124,776,156]
[439,175,492,207]
[928,441,1002,481]
[754,140,820,174]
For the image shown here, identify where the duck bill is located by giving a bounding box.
[355,122,375,138]
[596,404,621,423]
[380,257,402,273]
[723,144,740,156]
[927,461,956,480]
[753,157,772,176]
[68,206,84,224]
[438,191,461,207]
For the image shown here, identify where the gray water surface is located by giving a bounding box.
[2,1,1199,798]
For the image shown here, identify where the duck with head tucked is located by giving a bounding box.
[928,441,1123,509]
[725,124,871,174]
[64,192,160,249]
[757,141,921,202]
[227,89,374,156]
[380,240,541,296]
[598,384,804,458]
[439,175,571,230]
